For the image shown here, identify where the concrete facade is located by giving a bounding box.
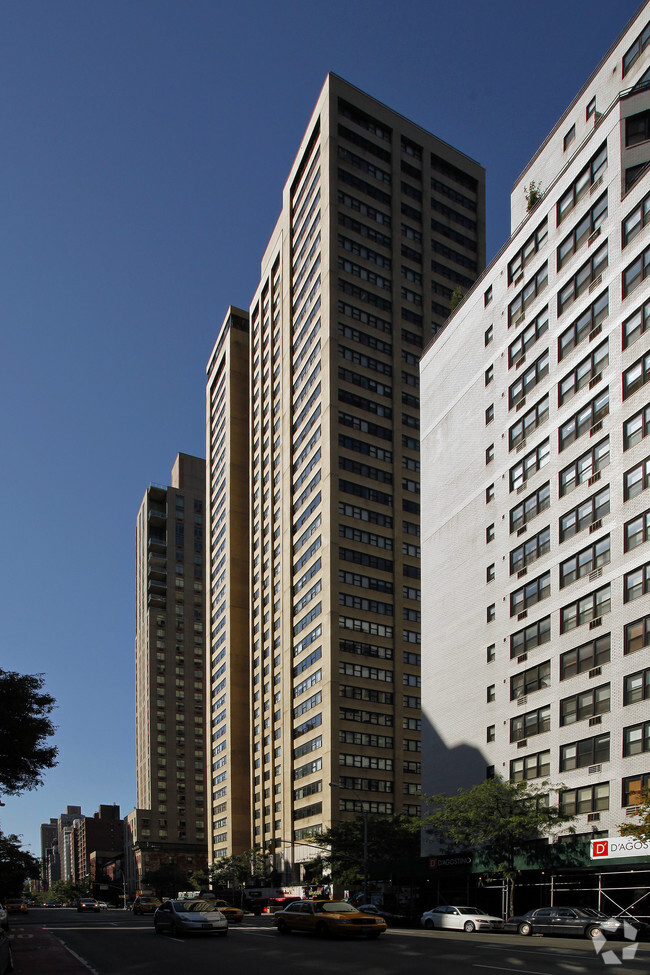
[421,2,650,853]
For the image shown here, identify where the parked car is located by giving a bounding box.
[132,896,161,916]
[357,904,415,927]
[0,929,13,975]
[77,898,101,913]
[504,906,648,940]
[273,899,386,938]
[5,900,26,915]
[421,905,504,932]
[208,899,244,923]
[96,901,109,910]
[153,899,228,937]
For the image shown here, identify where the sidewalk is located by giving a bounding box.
[10,922,91,975]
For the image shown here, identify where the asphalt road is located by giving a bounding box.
[9,908,650,975]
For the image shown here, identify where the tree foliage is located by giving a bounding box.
[0,669,57,796]
[0,832,40,899]
[46,878,88,903]
[422,778,572,916]
[305,814,420,891]
[524,180,543,213]
[209,848,272,888]
[619,787,650,843]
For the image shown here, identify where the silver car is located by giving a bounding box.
[153,899,228,937]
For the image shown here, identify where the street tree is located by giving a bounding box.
[46,878,88,904]
[210,848,272,889]
[305,814,420,892]
[0,832,40,899]
[619,787,650,842]
[422,777,572,917]
[0,669,57,797]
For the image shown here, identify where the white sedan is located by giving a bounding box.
[421,905,503,933]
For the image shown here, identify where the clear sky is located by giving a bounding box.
[0,0,643,858]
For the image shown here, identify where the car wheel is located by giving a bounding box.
[424,918,434,930]
[154,923,162,936]
[464,921,476,933]
[518,922,532,936]
[277,919,291,935]
[586,925,602,940]
[315,921,330,939]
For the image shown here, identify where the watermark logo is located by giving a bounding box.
[592,922,639,966]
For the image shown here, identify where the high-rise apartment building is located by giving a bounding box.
[205,307,251,863]
[130,453,208,888]
[208,74,485,879]
[421,2,650,859]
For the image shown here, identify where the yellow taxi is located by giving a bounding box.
[272,899,386,938]
[210,899,244,923]
[5,900,27,915]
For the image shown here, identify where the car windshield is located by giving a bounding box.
[458,907,484,915]
[317,902,358,913]
[172,900,214,913]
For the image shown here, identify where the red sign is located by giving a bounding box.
[592,840,609,858]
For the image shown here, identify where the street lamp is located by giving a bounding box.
[329,782,369,902]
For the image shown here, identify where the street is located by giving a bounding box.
[8,908,650,975]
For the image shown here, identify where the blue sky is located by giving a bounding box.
[0,0,642,857]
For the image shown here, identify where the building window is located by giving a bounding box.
[510,661,551,699]
[622,191,650,248]
[623,351,650,400]
[559,535,610,588]
[560,633,611,679]
[508,263,548,326]
[557,142,607,224]
[624,561,650,602]
[486,483,495,504]
[626,109,650,147]
[510,615,551,658]
[560,782,609,816]
[510,750,550,782]
[510,482,550,533]
[509,394,549,450]
[624,454,650,500]
[623,244,650,298]
[557,192,607,271]
[559,486,610,542]
[558,290,609,360]
[557,242,608,315]
[560,584,611,633]
[485,323,494,346]
[560,683,610,725]
[625,614,650,655]
[487,643,496,662]
[486,404,494,425]
[484,285,493,307]
[509,307,549,369]
[508,220,548,285]
[563,124,576,152]
[487,725,495,743]
[623,721,650,757]
[485,364,494,386]
[625,509,650,551]
[486,523,495,543]
[624,404,650,451]
[623,21,650,77]
[560,733,610,771]
[487,684,495,702]
[509,350,550,409]
[487,563,495,583]
[558,341,608,407]
[622,298,650,351]
[510,571,550,616]
[586,96,597,121]
[487,603,495,623]
[510,705,551,742]
[559,437,609,497]
[509,526,551,574]
[623,773,650,807]
[509,439,550,492]
[486,443,494,464]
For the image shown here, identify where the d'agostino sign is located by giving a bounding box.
[591,838,650,860]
